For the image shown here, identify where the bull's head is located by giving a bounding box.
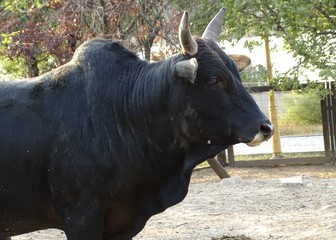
[174,8,274,147]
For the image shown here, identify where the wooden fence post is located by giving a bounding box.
[227,145,235,167]
[207,158,230,179]
[321,97,331,160]
[331,83,336,165]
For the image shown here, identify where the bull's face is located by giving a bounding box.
[174,9,273,147]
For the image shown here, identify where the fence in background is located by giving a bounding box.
[216,84,336,168]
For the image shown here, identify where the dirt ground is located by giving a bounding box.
[191,164,336,183]
[12,164,336,240]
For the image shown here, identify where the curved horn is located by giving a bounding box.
[179,11,198,55]
[202,7,226,41]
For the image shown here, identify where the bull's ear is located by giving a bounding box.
[173,58,198,84]
[229,54,251,72]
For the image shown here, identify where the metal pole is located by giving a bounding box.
[264,36,282,158]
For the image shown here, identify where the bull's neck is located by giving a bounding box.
[126,57,185,151]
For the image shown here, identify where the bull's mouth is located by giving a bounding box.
[205,123,274,147]
[244,123,274,147]
[246,132,268,147]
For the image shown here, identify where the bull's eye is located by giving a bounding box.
[207,76,226,89]
[207,77,218,85]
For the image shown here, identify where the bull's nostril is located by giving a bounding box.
[260,123,274,138]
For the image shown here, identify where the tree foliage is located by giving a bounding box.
[240,64,268,87]
[187,0,336,86]
[0,0,69,77]
[280,92,322,125]
[1,0,335,85]
[0,0,181,78]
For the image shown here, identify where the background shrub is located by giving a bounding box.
[280,92,322,125]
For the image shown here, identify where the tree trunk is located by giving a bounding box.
[26,55,39,77]
[100,0,110,34]
[144,24,160,61]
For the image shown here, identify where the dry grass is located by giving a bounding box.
[278,124,322,136]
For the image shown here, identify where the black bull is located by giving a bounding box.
[0,9,273,240]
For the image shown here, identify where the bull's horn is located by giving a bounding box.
[202,7,226,41]
[179,11,198,56]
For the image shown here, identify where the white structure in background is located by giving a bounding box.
[221,36,320,81]
[221,37,324,155]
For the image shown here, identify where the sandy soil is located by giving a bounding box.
[12,164,336,240]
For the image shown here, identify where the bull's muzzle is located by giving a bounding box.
[247,123,274,147]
